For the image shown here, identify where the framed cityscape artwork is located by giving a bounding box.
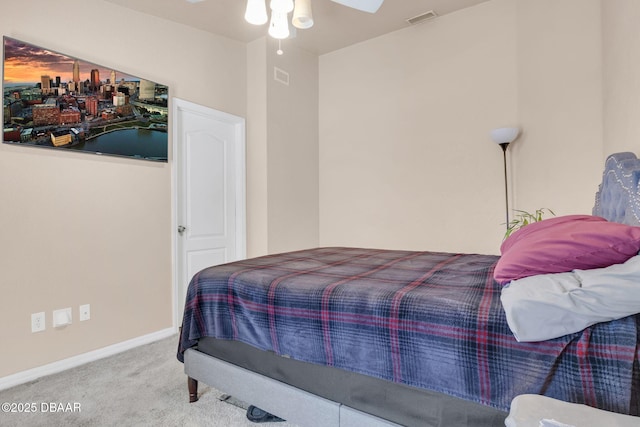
[2,36,168,162]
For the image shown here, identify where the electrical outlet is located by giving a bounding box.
[79,304,90,321]
[31,312,45,333]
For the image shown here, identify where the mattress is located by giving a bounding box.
[178,247,640,415]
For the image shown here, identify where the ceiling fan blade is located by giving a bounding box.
[330,0,384,14]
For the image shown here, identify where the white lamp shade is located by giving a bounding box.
[490,127,520,144]
[270,0,294,13]
[292,0,314,29]
[245,0,268,25]
[268,10,290,39]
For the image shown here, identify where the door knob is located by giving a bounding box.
[178,225,187,235]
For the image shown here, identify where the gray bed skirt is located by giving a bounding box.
[186,337,507,427]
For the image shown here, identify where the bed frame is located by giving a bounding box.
[183,152,640,427]
[184,336,506,426]
[185,348,395,427]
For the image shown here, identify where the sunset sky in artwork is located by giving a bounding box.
[3,37,136,85]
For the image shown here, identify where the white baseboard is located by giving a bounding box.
[0,327,176,391]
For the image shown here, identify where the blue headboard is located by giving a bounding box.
[593,152,640,226]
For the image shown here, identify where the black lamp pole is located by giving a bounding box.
[499,142,510,231]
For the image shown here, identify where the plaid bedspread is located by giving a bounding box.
[177,247,640,414]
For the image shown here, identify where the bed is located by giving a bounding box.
[177,152,640,427]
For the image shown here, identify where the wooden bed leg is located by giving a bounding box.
[188,376,199,403]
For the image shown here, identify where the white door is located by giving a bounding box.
[173,98,246,324]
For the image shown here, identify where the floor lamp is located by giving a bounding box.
[490,127,520,231]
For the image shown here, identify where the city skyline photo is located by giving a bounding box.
[3,36,168,162]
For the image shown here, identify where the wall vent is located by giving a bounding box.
[274,67,290,86]
[406,10,438,25]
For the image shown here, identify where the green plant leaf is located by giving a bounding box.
[503,208,555,240]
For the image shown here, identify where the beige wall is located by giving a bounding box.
[0,0,246,377]
[602,0,640,155]
[513,0,602,218]
[246,38,320,257]
[246,38,270,257]
[319,0,607,255]
[319,0,518,254]
[266,39,319,254]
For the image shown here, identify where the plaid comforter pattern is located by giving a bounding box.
[177,247,640,414]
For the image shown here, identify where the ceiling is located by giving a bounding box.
[103,0,489,55]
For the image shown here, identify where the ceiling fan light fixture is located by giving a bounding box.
[292,0,314,29]
[250,0,386,52]
[245,0,268,25]
[268,10,290,39]
[270,0,294,13]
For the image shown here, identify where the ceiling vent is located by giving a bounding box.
[406,10,438,25]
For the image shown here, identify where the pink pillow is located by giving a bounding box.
[494,215,640,284]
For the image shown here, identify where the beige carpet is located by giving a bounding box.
[0,335,299,426]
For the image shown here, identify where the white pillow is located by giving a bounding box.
[500,254,640,342]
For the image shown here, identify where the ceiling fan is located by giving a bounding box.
[329,0,384,14]
[245,0,385,40]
